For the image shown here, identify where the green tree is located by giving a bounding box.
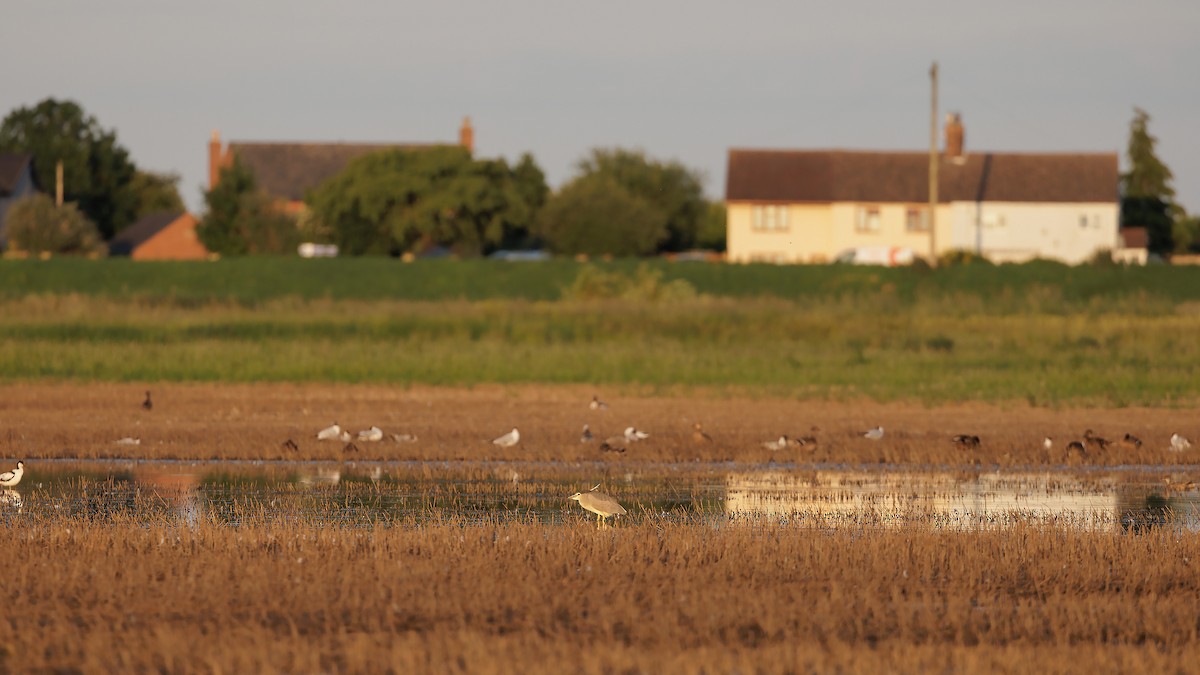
[130,170,185,219]
[1120,108,1177,255]
[0,98,138,239]
[198,158,298,255]
[5,193,106,256]
[577,148,707,252]
[1174,211,1200,253]
[307,146,534,256]
[534,174,668,257]
[696,202,727,252]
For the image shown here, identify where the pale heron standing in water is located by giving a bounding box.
[569,485,627,528]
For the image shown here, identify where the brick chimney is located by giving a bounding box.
[208,130,224,190]
[459,116,474,155]
[944,112,964,160]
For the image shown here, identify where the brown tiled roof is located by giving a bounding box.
[109,211,183,255]
[229,142,444,201]
[0,153,34,195]
[726,149,1118,204]
[1120,227,1148,249]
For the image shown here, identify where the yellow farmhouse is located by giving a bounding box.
[725,116,1119,265]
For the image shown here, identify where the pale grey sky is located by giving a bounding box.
[3,1,1198,214]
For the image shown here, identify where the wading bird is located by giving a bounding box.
[569,485,627,528]
[0,461,24,488]
[142,391,153,411]
[493,428,520,448]
[357,426,384,442]
[1083,429,1111,452]
[1119,433,1143,450]
[952,434,981,450]
[762,436,791,451]
[316,422,343,441]
[863,426,884,440]
[1170,433,1192,452]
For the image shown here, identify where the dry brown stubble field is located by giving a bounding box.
[1,382,1197,466]
[3,382,1200,673]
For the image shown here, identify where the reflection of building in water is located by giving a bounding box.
[133,469,202,527]
[724,471,1153,531]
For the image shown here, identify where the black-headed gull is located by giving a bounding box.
[493,428,520,447]
[357,426,384,442]
[1170,433,1192,452]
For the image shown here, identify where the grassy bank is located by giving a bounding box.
[1,295,1198,404]
[3,257,1200,306]
[3,513,1199,673]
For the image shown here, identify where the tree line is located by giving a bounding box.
[1,97,1193,257]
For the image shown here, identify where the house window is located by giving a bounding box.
[1079,215,1089,229]
[752,205,789,231]
[855,206,881,233]
[905,207,930,232]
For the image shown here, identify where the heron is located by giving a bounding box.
[569,485,627,528]
[493,427,520,447]
[0,461,24,488]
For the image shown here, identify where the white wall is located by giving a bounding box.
[947,201,1119,264]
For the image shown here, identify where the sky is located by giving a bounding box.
[3,1,1198,215]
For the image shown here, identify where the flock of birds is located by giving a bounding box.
[2,390,1197,528]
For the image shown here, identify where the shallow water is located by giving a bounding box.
[0,460,1196,532]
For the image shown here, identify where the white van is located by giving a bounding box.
[834,246,916,267]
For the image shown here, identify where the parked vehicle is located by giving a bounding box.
[834,246,916,267]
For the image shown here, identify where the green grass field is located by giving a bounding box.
[1,259,1198,404]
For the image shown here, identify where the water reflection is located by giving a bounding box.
[725,470,1200,532]
[0,461,1195,532]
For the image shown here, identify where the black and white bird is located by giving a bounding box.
[493,427,520,447]
[580,424,594,443]
[863,426,884,440]
[624,426,649,442]
[357,426,384,442]
[762,436,791,451]
[316,422,343,441]
[0,461,24,488]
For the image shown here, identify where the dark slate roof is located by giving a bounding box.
[229,142,443,201]
[109,211,184,256]
[0,153,34,195]
[726,149,1118,204]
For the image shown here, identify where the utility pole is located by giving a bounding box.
[928,62,939,265]
[55,161,64,206]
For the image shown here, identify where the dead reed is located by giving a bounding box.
[3,512,1199,673]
